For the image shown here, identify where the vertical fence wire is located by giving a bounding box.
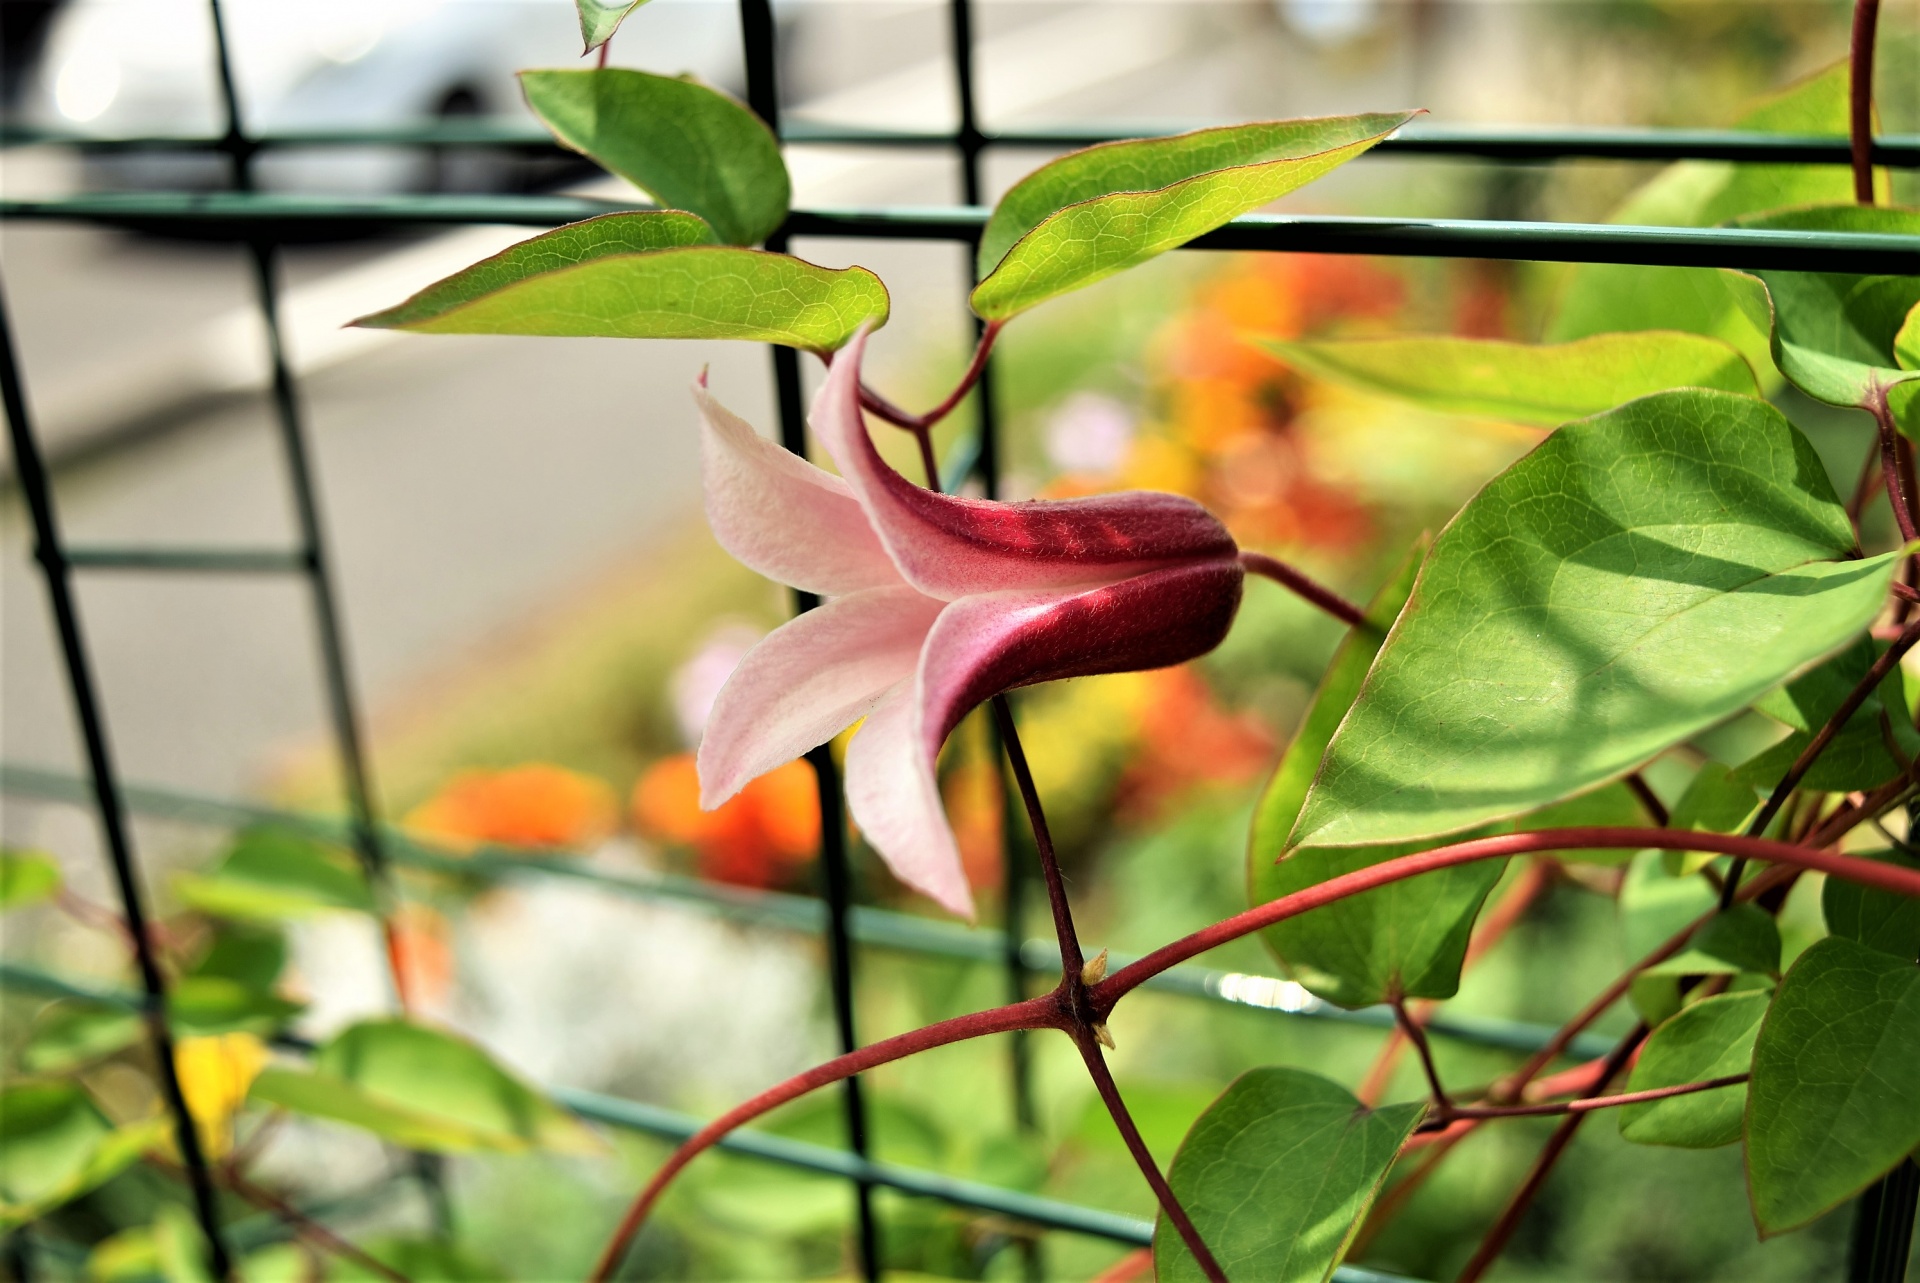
[0,281,234,1279]
[737,1,883,1277]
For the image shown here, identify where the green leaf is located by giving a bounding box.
[171,827,374,920]
[21,978,301,1073]
[1823,847,1920,960]
[971,113,1414,321]
[354,221,887,353]
[0,1083,167,1227]
[1155,1067,1422,1282]
[1738,636,1919,794]
[1251,544,1504,1009]
[0,848,61,911]
[520,69,788,246]
[332,1237,501,1283]
[1661,763,1758,876]
[1725,205,1920,411]
[575,0,649,51]
[1548,62,1859,366]
[1747,936,1920,1233]
[187,920,287,991]
[1257,331,1758,428]
[251,1019,600,1155]
[1292,390,1901,851]
[1619,990,1769,1148]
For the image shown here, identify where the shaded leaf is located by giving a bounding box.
[355,220,887,353]
[521,69,788,246]
[333,1237,501,1283]
[1823,847,1920,960]
[171,827,373,920]
[1724,205,1920,410]
[576,0,649,52]
[187,920,287,991]
[1293,390,1901,850]
[0,1083,167,1227]
[1748,936,1920,1233]
[0,848,61,911]
[1661,762,1758,876]
[21,977,301,1073]
[1739,637,1919,794]
[1258,331,1758,427]
[251,1019,599,1155]
[1155,1067,1422,1282]
[971,113,1413,321]
[1620,990,1769,1148]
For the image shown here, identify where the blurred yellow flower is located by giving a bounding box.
[173,1032,271,1159]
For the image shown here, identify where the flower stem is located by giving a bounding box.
[1852,0,1882,204]
[990,695,1084,976]
[1237,551,1367,628]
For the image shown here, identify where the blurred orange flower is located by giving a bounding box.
[632,754,819,889]
[387,903,456,1009]
[1117,667,1275,821]
[405,763,617,852]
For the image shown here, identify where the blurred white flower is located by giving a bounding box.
[1044,392,1136,476]
[671,622,766,747]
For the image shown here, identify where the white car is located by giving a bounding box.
[23,0,764,191]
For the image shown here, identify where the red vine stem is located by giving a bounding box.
[1851,0,1882,204]
[1393,996,1451,1107]
[859,321,1005,434]
[1870,384,1918,543]
[1428,1072,1747,1126]
[1238,551,1368,628]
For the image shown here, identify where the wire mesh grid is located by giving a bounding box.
[2,1,1918,1279]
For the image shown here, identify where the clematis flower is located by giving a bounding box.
[692,328,1245,917]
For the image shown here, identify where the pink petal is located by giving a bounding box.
[845,683,976,917]
[812,329,1237,600]
[696,379,904,596]
[698,585,944,808]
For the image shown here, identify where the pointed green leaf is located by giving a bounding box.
[520,69,788,246]
[1293,390,1901,851]
[1747,936,1920,1233]
[1549,62,1860,365]
[354,219,886,353]
[1257,331,1758,428]
[971,112,1414,321]
[1725,205,1920,410]
[1619,990,1768,1148]
[171,828,374,920]
[0,848,61,911]
[0,1083,168,1227]
[1823,848,1920,960]
[1155,1068,1422,1282]
[252,1019,600,1155]
[575,0,649,52]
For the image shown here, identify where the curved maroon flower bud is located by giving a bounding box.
[693,329,1243,916]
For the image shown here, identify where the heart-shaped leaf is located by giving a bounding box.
[355,216,887,353]
[575,0,649,52]
[1293,389,1901,851]
[171,828,374,921]
[1619,990,1768,1148]
[1723,205,1920,411]
[0,1083,169,1227]
[521,69,788,246]
[1737,636,1920,794]
[1258,331,1758,428]
[0,848,61,911]
[971,112,1415,321]
[1155,1067,1423,1282]
[250,1019,600,1155]
[1747,936,1920,1233]
[1823,848,1920,960]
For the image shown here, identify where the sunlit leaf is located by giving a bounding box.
[1724,205,1920,412]
[355,217,887,353]
[1292,390,1900,851]
[1155,1067,1422,1282]
[1258,331,1758,427]
[521,69,788,246]
[1619,990,1768,1148]
[576,0,650,52]
[0,1083,168,1227]
[971,112,1414,321]
[1747,936,1920,1233]
[171,827,374,920]
[21,977,301,1073]
[0,848,61,911]
[1823,847,1920,960]
[251,1019,600,1155]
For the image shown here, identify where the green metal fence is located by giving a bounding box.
[2,2,1917,1279]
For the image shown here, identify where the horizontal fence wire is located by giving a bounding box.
[0,761,1616,1060]
[5,192,1917,273]
[5,121,1920,165]
[0,957,1414,1282]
